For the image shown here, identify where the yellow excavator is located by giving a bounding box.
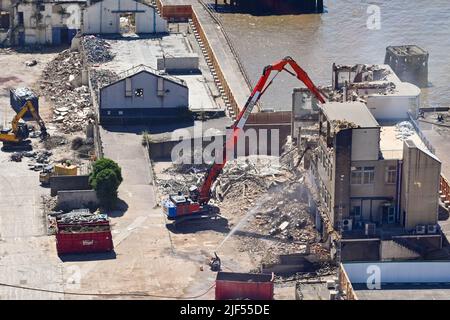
[0,100,49,151]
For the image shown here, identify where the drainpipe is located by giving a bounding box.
[396,160,403,224]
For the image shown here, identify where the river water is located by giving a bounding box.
[210,0,450,110]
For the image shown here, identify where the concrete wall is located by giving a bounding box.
[366,87,420,121]
[50,175,90,197]
[57,189,98,211]
[0,0,12,11]
[14,2,83,45]
[344,261,450,284]
[156,54,199,73]
[82,0,167,34]
[341,240,380,262]
[380,240,420,261]
[149,129,283,161]
[100,70,188,110]
[351,128,380,161]
[401,140,441,230]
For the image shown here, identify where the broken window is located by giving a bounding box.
[134,88,144,97]
[385,165,397,184]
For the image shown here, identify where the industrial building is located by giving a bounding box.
[82,0,167,34]
[295,64,442,261]
[99,64,189,124]
[385,45,429,88]
[305,100,442,261]
[340,261,450,300]
[8,0,86,45]
[330,63,421,120]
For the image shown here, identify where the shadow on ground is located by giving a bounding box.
[59,251,117,262]
[166,215,230,234]
[108,198,129,217]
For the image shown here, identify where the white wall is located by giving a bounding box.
[366,83,420,121]
[344,261,450,283]
[82,0,167,34]
[16,3,83,44]
[351,128,380,161]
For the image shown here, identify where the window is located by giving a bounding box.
[134,88,144,97]
[363,166,375,184]
[351,166,375,185]
[350,205,361,218]
[386,165,397,184]
[351,167,362,184]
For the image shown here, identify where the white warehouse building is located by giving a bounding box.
[82,0,167,34]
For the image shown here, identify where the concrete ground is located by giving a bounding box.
[0,49,58,128]
[0,49,66,299]
[57,125,256,299]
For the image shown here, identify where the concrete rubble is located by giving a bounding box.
[157,153,329,271]
[39,49,94,133]
[90,69,119,91]
[82,35,115,64]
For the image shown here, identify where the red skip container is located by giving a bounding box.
[215,272,274,300]
[56,221,113,255]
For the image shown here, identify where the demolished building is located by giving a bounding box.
[308,101,442,261]
[9,0,86,45]
[296,64,442,262]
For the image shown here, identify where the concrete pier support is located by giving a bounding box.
[385,45,429,88]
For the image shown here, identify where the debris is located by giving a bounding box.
[395,121,415,140]
[90,69,119,91]
[25,59,37,67]
[82,35,115,64]
[39,49,93,133]
[10,152,23,162]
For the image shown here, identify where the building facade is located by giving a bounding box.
[304,100,442,261]
[10,0,86,45]
[99,65,189,124]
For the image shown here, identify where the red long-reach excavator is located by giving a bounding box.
[162,57,326,221]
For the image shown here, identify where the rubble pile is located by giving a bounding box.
[9,150,53,170]
[39,49,94,133]
[156,155,288,203]
[235,181,328,262]
[395,121,415,140]
[55,209,108,224]
[90,69,119,91]
[82,35,115,64]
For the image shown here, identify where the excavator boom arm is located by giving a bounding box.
[11,100,48,138]
[197,57,325,204]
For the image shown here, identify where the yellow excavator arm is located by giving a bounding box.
[0,100,49,145]
[12,100,48,138]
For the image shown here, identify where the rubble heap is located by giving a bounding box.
[39,49,94,133]
[90,69,119,91]
[82,35,115,64]
[156,156,287,204]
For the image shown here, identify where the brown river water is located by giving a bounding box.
[210,0,450,110]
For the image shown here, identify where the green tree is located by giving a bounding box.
[90,158,123,209]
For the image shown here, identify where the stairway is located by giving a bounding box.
[188,18,235,119]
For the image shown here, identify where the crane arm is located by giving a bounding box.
[197,57,325,204]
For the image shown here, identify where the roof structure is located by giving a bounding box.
[321,101,379,128]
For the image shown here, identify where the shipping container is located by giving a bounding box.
[10,88,39,120]
[56,220,113,255]
[215,272,274,300]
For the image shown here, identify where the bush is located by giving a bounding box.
[90,158,123,209]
